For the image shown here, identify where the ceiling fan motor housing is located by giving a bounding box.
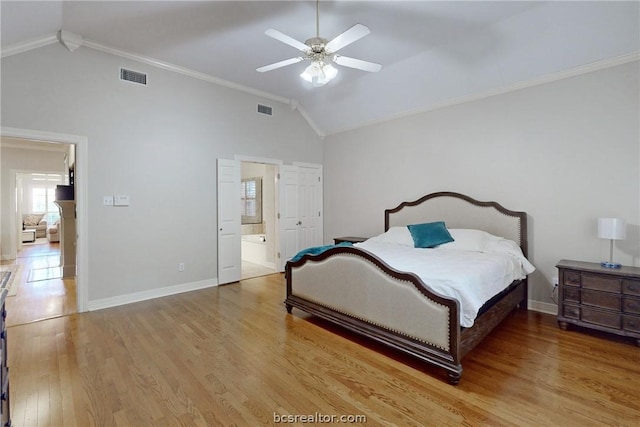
[305,37,329,55]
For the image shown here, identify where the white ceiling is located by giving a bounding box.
[2,1,638,136]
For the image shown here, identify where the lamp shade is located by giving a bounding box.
[597,218,626,240]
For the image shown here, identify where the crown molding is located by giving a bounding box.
[329,51,640,136]
[82,39,292,105]
[0,33,58,58]
[83,38,325,137]
[294,105,325,139]
[0,32,326,138]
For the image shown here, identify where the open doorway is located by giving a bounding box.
[0,137,78,326]
[240,161,278,280]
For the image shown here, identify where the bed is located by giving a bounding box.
[284,191,532,384]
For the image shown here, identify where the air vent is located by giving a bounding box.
[257,104,273,116]
[120,68,147,85]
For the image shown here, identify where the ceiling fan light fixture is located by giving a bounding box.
[300,61,338,87]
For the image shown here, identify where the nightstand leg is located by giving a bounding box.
[558,320,568,330]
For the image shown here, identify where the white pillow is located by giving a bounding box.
[367,226,414,246]
[442,229,501,252]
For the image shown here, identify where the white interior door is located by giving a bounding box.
[278,164,323,271]
[297,165,322,250]
[217,158,241,284]
[278,165,299,271]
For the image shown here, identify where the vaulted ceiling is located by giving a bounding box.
[2,1,638,136]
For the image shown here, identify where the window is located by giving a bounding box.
[241,177,262,224]
[27,174,62,225]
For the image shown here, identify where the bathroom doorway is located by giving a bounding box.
[240,161,278,279]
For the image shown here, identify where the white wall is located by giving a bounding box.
[323,61,640,307]
[1,43,322,303]
[0,144,66,259]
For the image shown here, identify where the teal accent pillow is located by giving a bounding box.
[407,221,454,248]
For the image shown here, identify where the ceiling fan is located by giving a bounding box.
[257,0,382,87]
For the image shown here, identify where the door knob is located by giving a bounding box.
[296,221,302,226]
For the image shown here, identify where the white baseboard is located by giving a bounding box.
[528,299,557,315]
[84,280,558,315]
[87,278,218,312]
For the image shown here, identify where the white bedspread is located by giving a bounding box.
[353,239,535,327]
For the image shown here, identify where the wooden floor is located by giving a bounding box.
[241,260,276,280]
[2,240,76,327]
[7,273,640,426]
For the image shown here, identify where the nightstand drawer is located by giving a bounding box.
[563,271,581,286]
[563,286,580,303]
[623,315,640,333]
[563,304,580,319]
[582,290,620,310]
[623,279,640,296]
[582,274,620,292]
[581,307,620,329]
[623,297,640,314]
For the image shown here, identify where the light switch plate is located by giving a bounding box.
[114,195,130,206]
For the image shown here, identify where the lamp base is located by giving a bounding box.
[601,261,622,269]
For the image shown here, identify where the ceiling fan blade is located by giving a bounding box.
[265,29,309,52]
[256,57,304,73]
[325,23,370,53]
[333,55,381,72]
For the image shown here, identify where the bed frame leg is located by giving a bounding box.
[285,303,293,314]
[447,371,461,385]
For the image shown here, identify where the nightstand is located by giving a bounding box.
[556,259,640,346]
[333,236,368,244]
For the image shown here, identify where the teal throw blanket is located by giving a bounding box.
[290,241,353,262]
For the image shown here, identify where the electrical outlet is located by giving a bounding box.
[103,196,114,206]
[178,262,185,272]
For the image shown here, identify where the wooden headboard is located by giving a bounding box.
[385,192,528,257]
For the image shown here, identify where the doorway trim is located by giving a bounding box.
[1,126,88,313]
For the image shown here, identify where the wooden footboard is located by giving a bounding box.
[285,246,465,383]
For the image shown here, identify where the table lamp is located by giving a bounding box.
[598,218,626,268]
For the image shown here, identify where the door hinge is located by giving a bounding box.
[277,212,280,219]
[277,173,280,180]
[277,252,281,259]
[318,176,321,182]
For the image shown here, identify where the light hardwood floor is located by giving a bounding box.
[7,273,640,427]
[2,240,76,327]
